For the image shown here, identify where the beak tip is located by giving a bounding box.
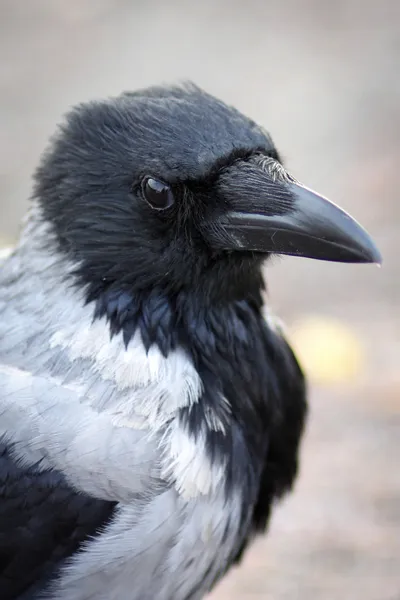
[373,252,383,266]
[357,238,382,266]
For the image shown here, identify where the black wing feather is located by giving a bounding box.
[0,442,116,600]
[232,329,307,564]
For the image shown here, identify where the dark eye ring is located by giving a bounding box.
[141,177,175,210]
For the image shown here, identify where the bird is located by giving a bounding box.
[0,82,381,600]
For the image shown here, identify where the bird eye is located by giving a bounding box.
[142,177,175,210]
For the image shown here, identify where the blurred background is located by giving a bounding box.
[0,0,399,598]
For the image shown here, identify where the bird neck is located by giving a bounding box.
[14,204,268,362]
[93,283,266,360]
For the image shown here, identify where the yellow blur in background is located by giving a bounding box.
[290,316,365,385]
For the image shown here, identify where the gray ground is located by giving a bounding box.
[0,1,399,598]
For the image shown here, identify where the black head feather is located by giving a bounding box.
[34,83,279,306]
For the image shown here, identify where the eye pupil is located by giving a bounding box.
[142,177,174,210]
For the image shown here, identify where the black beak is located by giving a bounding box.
[207,163,381,264]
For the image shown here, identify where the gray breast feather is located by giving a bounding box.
[0,362,162,503]
[48,489,244,600]
[0,363,243,600]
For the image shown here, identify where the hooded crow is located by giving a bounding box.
[0,83,381,600]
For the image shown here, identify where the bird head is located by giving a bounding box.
[34,83,381,307]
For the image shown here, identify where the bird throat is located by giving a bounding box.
[92,284,276,485]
